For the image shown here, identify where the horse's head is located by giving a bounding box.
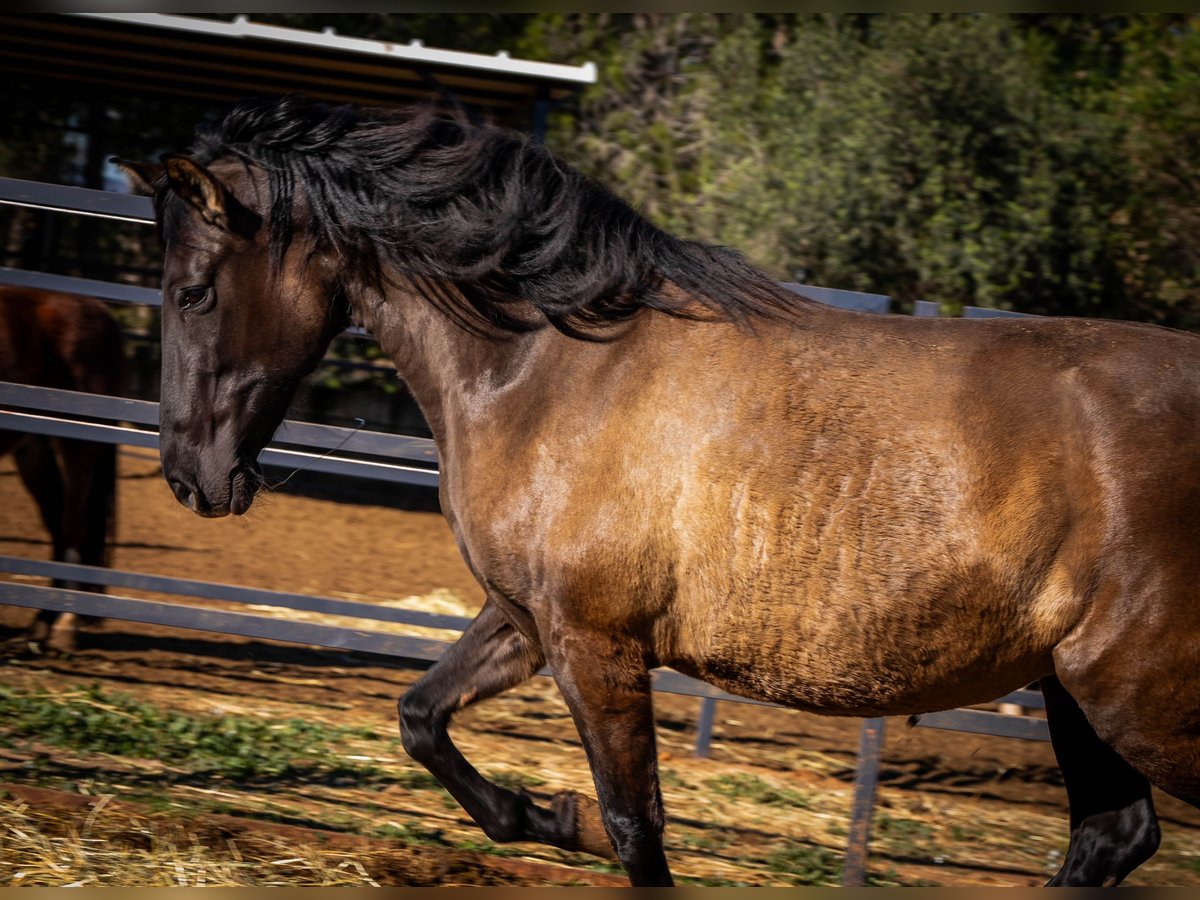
[116,155,348,517]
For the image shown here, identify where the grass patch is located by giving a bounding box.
[875,814,933,849]
[676,830,734,852]
[762,843,842,885]
[487,769,546,789]
[454,837,527,858]
[948,823,984,842]
[678,874,754,886]
[659,769,694,791]
[703,773,811,809]
[372,820,447,845]
[0,683,383,783]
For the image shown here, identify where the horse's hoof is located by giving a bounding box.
[552,791,616,860]
[43,637,77,656]
[15,637,45,656]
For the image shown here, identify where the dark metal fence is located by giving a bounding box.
[0,176,1051,886]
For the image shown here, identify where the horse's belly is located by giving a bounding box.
[663,572,1062,717]
[656,444,1074,716]
[668,639,1048,718]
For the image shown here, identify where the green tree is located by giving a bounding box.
[527,14,1161,319]
[1111,16,1200,328]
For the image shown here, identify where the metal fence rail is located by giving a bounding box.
[0,381,439,487]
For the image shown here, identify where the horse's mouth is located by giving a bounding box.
[229,463,262,516]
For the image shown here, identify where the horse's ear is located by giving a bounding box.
[110,158,163,197]
[161,154,236,231]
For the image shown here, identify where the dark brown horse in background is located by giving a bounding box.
[118,96,1199,886]
[0,286,122,653]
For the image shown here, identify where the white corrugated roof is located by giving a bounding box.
[73,13,597,85]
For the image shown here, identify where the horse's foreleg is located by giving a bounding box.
[1042,674,1160,886]
[13,436,65,561]
[54,441,109,578]
[547,636,673,887]
[399,600,614,858]
[12,436,68,647]
[38,439,114,654]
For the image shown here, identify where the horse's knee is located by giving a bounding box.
[398,686,443,763]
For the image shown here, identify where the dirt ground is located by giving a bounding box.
[2,447,1200,886]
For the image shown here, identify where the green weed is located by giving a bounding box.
[703,773,811,809]
[487,769,546,789]
[948,823,983,842]
[372,820,446,845]
[762,843,843,885]
[0,683,382,783]
[876,814,932,846]
[659,768,693,790]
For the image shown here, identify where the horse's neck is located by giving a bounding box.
[349,282,550,450]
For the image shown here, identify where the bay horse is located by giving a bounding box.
[117,95,1199,887]
[0,286,122,653]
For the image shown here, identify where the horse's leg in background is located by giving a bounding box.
[41,439,116,652]
[11,435,68,646]
[1042,674,1160,886]
[73,441,116,572]
[11,434,65,560]
[399,599,616,858]
[546,632,673,886]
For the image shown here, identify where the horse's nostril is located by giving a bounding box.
[168,478,189,502]
[167,477,204,513]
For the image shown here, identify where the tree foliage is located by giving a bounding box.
[524,13,1200,326]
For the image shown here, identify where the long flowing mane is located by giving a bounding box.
[182,95,806,337]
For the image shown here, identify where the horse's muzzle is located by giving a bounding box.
[166,461,262,518]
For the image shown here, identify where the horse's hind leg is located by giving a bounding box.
[1042,674,1160,886]
[399,599,614,858]
[546,633,673,886]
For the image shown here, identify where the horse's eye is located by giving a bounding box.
[177,286,213,312]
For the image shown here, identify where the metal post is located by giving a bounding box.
[842,716,886,886]
[694,696,717,757]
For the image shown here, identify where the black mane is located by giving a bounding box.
[186,95,804,337]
